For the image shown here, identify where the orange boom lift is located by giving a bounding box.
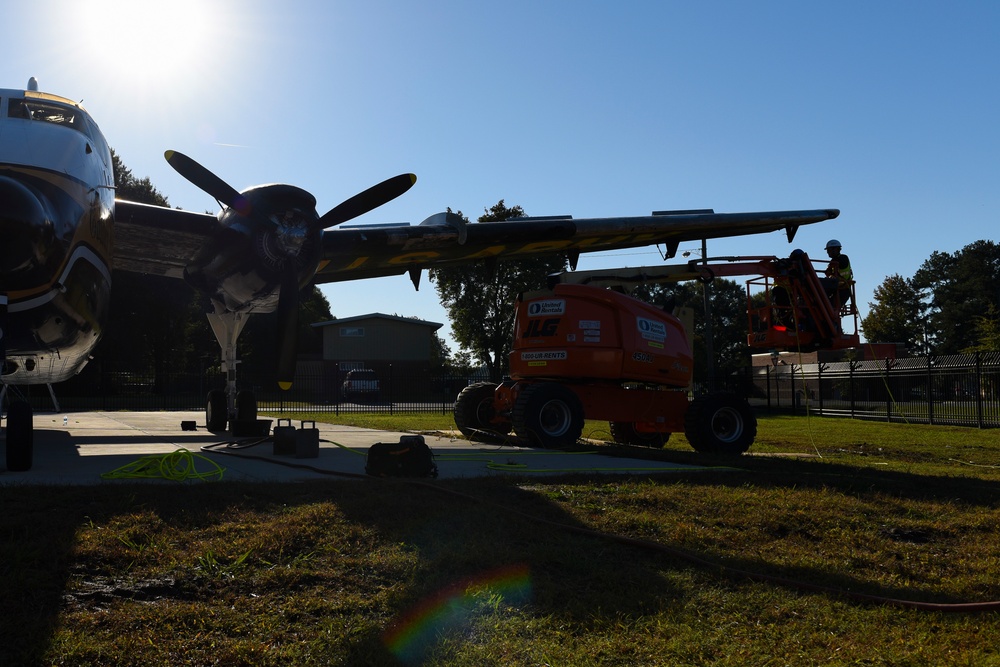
[453,251,858,455]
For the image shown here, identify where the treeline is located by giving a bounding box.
[862,240,1000,356]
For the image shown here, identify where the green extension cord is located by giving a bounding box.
[102,449,225,482]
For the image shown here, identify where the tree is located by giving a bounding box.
[911,241,1000,354]
[963,304,1000,354]
[111,149,169,205]
[430,201,567,382]
[861,274,925,354]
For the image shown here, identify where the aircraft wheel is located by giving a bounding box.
[609,421,670,448]
[236,391,257,422]
[512,383,584,449]
[5,399,33,471]
[206,390,228,432]
[684,392,756,456]
[453,382,511,440]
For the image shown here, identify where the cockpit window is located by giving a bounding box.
[7,98,32,119]
[7,98,82,129]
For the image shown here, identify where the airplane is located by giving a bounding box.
[0,78,840,471]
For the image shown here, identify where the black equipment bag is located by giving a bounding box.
[365,435,438,478]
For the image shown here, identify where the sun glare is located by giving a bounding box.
[80,0,220,85]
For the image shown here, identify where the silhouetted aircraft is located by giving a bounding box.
[0,78,839,470]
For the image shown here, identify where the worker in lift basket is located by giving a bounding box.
[821,239,853,310]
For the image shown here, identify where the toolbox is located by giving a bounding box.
[272,418,297,456]
[272,419,319,458]
[294,420,319,458]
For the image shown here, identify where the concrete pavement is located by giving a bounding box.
[0,411,710,485]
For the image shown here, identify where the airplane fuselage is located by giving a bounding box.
[0,86,115,385]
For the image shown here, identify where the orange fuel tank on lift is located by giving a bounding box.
[509,284,693,388]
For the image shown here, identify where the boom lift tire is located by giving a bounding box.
[454,382,512,440]
[684,392,756,456]
[512,382,584,449]
[206,389,228,432]
[5,399,33,471]
[609,421,670,448]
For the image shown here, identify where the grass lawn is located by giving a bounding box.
[4,413,1000,665]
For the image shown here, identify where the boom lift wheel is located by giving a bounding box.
[4,399,33,471]
[684,392,756,456]
[512,382,584,449]
[454,382,511,440]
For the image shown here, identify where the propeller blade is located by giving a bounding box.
[164,150,249,214]
[319,173,416,227]
[275,263,300,391]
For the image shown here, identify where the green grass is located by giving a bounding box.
[5,414,1000,665]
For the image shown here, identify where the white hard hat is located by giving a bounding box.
[825,239,842,250]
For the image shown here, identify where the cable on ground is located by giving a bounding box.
[101,449,225,482]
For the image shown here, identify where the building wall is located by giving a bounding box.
[322,317,434,362]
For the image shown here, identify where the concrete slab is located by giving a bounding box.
[0,411,710,485]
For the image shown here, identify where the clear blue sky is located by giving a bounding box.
[5,1,998,352]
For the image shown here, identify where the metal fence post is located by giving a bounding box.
[976,351,984,428]
[926,355,934,425]
[884,358,893,422]
[790,365,797,414]
[849,360,856,418]
[766,366,772,411]
[817,363,826,415]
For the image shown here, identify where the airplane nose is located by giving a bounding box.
[0,175,54,280]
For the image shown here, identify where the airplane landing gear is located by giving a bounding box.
[4,398,33,471]
[206,389,228,432]
[205,310,259,433]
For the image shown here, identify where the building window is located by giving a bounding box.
[340,327,365,337]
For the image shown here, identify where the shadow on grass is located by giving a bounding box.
[5,439,1000,664]
[0,476,686,665]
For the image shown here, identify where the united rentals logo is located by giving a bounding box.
[527,300,565,317]
[637,317,667,343]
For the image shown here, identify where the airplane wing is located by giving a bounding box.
[113,199,217,278]
[313,208,840,284]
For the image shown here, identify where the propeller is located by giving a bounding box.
[164,150,250,215]
[163,150,417,391]
[319,173,416,227]
[275,262,300,390]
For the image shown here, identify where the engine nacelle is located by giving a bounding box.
[183,184,322,312]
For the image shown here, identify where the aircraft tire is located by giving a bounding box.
[512,382,584,449]
[609,421,670,448]
[206,390,228,432]
[684,392,756,456]
[453,382,511,441]
[5,399,33,471]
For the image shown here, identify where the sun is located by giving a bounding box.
[76,0,220,85]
